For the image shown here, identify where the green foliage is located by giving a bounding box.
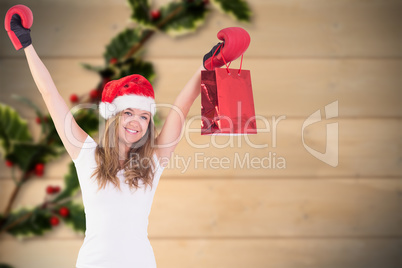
[3,201,86,237]
[0,103,32,157]
[158,1,209,36]
[212,0,251,22]
[4,208,52,237]
[0,101,66,172]
[0,163,85,237]
[83,28,155,86]
[61,201,86,232]
[11,95,65,152]
[81,58,155,92]
[11,95,47,134]
[53,162,80,203]
[41,114,65,150]
[74,108,99,136]
[128,0,151,26]
[128,0,210,36]
[114,58,155,82]
[8,143,59,173]
[153,111,162,127]
[81,64,116,83]
[104,29,153,62]
[81,63,106,73]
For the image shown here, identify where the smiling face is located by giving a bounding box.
[118,108,151,148]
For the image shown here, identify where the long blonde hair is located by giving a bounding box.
[91,111,157,191]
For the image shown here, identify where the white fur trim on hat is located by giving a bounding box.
[99,95,156,120]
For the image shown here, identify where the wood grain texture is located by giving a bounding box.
[0,238,401,268]
[0,58,400,119]
[0,118,400,178]
[0,178,401,239]
[0,0,400,267]
[0,0,400,57]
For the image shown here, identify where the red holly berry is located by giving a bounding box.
[53,186,61,194]
[109,58,118,64]
[89,89,99,100]
[35,117,41,124]
[5,160,13,167]
[46,185,61,194]
[50,216,60,226]
[35,163,45,176]
[151,10,161,20]
[46,185,54,194]
[59,207,70,217]
[70,94,79,103]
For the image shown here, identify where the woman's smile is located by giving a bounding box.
[124,127,139,135]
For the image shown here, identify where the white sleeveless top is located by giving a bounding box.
[72,135,164,268]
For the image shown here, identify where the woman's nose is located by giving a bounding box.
[127,116,140,126]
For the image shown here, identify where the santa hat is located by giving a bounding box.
[99,74,155,120]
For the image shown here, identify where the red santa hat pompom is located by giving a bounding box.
[99,74,155,120]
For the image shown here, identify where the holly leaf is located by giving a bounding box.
[74,108,99,137]
[53,162,80,203]
[211,0,251,22]
[112,58,155,83]
[4,202,85,237]
[104,28,153,63]
[5,208,52,237]
[0,103,32,157]
[153,111,162,127]
[61,201,86,232]
[41,115,65,151]
[10,95,47,134]
[159,2,208,36]
[7,143,60,172]
[127,0,152,26]
[81,63,116,81]
[81,63,105,73]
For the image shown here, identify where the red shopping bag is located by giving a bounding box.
[201,55,257,135]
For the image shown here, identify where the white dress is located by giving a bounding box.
[72,135,164,268]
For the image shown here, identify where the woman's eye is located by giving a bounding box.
[141,116,148,120]
[125,112,132,116]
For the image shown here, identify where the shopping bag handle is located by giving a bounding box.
[211,43,244,75]
[224,54,243,76]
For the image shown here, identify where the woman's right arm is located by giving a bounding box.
[24,44,88,160]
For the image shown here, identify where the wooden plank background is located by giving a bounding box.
[0,0,401,267]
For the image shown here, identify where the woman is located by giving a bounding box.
[5,4,249,267]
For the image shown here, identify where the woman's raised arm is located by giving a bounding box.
[155,27,250,163]
[5,5,88,160]
[155,64,204,161]
[24,44,88,160]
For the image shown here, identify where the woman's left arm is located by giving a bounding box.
[155,64,204,162]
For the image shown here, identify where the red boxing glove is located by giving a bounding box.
[203,27,250,70]
[4,4,33,50]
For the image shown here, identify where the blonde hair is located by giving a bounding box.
[91,111,157,191]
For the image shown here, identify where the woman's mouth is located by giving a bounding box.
[125,127,139,135]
